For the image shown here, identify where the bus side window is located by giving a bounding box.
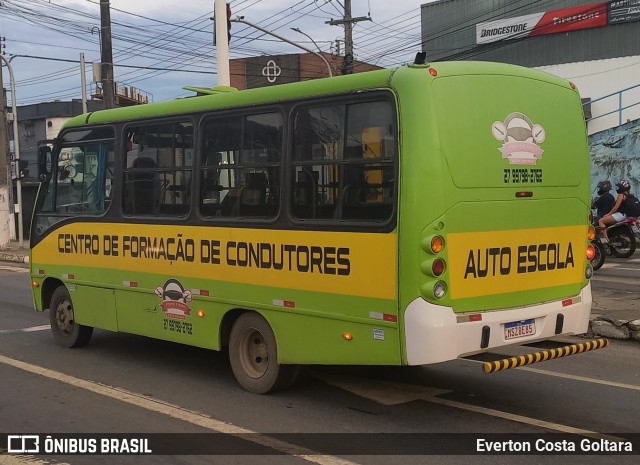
[123,122,193,217]
[126,157,159,215]
[199,112,282,220]
[291,99,396,223]
[33,128,115,235]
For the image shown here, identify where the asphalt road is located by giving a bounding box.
[0,264,638,465]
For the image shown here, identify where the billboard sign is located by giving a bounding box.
[608,0,640,24]
[476,2,607,44]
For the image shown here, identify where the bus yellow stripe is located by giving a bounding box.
[32,223,398,300]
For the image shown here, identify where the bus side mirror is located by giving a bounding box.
[38,146,52,181]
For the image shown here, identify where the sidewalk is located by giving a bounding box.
[0,241,637,341]
[0,240,29,264]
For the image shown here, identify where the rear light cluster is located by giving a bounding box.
[420,233,447,300]
[586,219,595,279]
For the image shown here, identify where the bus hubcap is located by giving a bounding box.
[55,300,74,334]
[239,328,269,378]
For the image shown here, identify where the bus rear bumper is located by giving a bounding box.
[404,284,592,365]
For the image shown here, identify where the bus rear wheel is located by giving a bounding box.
[50,286,93,348]
[229,313,298,394]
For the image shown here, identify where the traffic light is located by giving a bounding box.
[213,3,231,45]
[226,3,231,41]
[341,53,353,75]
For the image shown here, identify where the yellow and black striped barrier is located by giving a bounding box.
[483,338,608,374]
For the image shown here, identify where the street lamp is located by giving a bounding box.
[0,54,24,246]
[291,27,324,55]
[231,17,333,78]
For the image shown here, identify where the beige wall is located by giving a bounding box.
[230,53,382,90]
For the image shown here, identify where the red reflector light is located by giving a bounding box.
[515,191,533,198]
[383,313,398,322]
[562,299,573,307]
[429,68,437,76]
[469,314,482,322]
[586,245,595,260]
[432,258,445,276]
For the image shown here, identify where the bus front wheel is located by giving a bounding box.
[49,286,93,348]
[229,313,298,394]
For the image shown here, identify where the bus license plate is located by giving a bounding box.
[504,319,536,340]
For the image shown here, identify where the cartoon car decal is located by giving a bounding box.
[155,278,192,320]
[492,112,545,165]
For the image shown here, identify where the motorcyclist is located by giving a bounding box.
[598,179,631,241]
[592,180,615,221]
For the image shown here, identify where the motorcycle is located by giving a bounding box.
[594,217,637,259]
[590,238,605,271]
[630,216,640,243]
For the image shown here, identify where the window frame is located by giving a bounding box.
[286,91,398,229]
[37,127,116,216]
[121,117,195,219]
[196,106,285,224]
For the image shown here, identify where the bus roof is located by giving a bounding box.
[64,61,572,129]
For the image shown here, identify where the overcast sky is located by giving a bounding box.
[0,0,434,106]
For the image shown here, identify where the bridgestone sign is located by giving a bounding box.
[476,2,607,44]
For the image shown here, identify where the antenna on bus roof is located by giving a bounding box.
[182,85,238,97]
[414,52,428,65]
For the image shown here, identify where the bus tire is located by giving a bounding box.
[229,312,298,394]
[49,286,93,348]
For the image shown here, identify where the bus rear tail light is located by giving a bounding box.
[432,258,445,276]
[586,244,595,260]
[434,281,446,299]
[430,235,444,253]
[585,264,593,279]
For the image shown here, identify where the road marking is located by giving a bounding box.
[0,265,28,273]
[0,355,358,465]
[318,373,622,441]
[0,325,49,335]
[518,366,640,392]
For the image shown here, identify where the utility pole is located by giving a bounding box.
[1,55,23,246]
[215,0,231,87]
[0,58,12,246]
[326,0,370,74]
[100,0,115,109]
[0,64,7,189]
[80,53,88,113]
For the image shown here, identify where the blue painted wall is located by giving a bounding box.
[589,118,640,196]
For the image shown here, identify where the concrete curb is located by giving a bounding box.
[588,317,640,342]
[0,252,29,264]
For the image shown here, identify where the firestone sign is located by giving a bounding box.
[476,2,607,44]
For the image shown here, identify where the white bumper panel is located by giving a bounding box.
[404,284,592,365]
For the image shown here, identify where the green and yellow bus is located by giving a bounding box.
[30,60,602,393]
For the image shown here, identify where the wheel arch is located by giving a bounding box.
[41,277,65,311]
[220,308,252,349]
